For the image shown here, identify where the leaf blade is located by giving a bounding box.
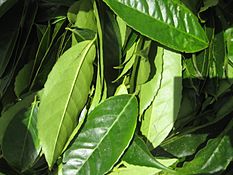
[38,39,96,168]
[62,95,138,175]
[103,0,208,52]
[141,49,182,148]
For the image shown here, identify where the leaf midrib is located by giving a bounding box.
[51,40,95,166]
[106,0,208,47]
[77,95,135,173]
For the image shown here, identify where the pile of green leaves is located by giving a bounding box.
[0,0,233,174]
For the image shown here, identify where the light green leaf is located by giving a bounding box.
[103,0,208,52]
[109,159,177,175]
[38,39,96,168]
[141,49,182,148]
[62,95,138,175]
[117,16,127,47]
[178,119,233,174]
[2,99,40,172]
[136,40,153,86]
[67,0,96,32]
[139,47,163,116]
[0,93,36,145]
[114,42,137,82]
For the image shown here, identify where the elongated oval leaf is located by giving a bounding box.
[103,0,208,53]
[38,39,96,168]
[141,49,182,148]
[2,100,40,172]
[62,95,138,175]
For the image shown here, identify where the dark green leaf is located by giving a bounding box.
[0,93,36,145]
[0,0,17,18]
[2,99,40,172]
[161,134,208,158]
[178,119,233,174]
[62,95,138,175]
[103,0,208,52]
[123,136,175,173]
[14,61,33,98]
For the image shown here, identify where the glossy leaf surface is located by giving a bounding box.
[141,49,182,148]
[103,0,208,52]
[62,95,138,175]
[38,40,96,168]
[2,101,40,172]
[161,134,208,158]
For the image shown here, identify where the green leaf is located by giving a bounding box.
[114,42,137,82]
[38,39,96,168]
[14,61,33,97]
[103,0,208,53]
[2,99,40,172]
[109,159,177,175]
[62,95,138,175]
[67,0,96,32]
[161,134,208,158]
[139,47,163,115]
[178,120,233,174]
[200,0,219,13]
[117,16,127,47]
[0,0,17,18]
[0,93,36,145]
[123,136,175,173]
[141,49,182,148]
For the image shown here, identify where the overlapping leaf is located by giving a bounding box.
[62,95,138,175]
[2,100,40,172]
[178,119,233,174]
[37,39,96,168]
[103,0,208,52]
[141,49,182,148]
[139,47,163,115]
[123,135,175,173]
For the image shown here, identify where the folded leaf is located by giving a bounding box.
[139,47,163,115]
[62,95,138,175]
[38,39,96,168]
[109,159,177,175]
[103,0,208,53]
[141,49,182,148]
[123,135,175,173]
